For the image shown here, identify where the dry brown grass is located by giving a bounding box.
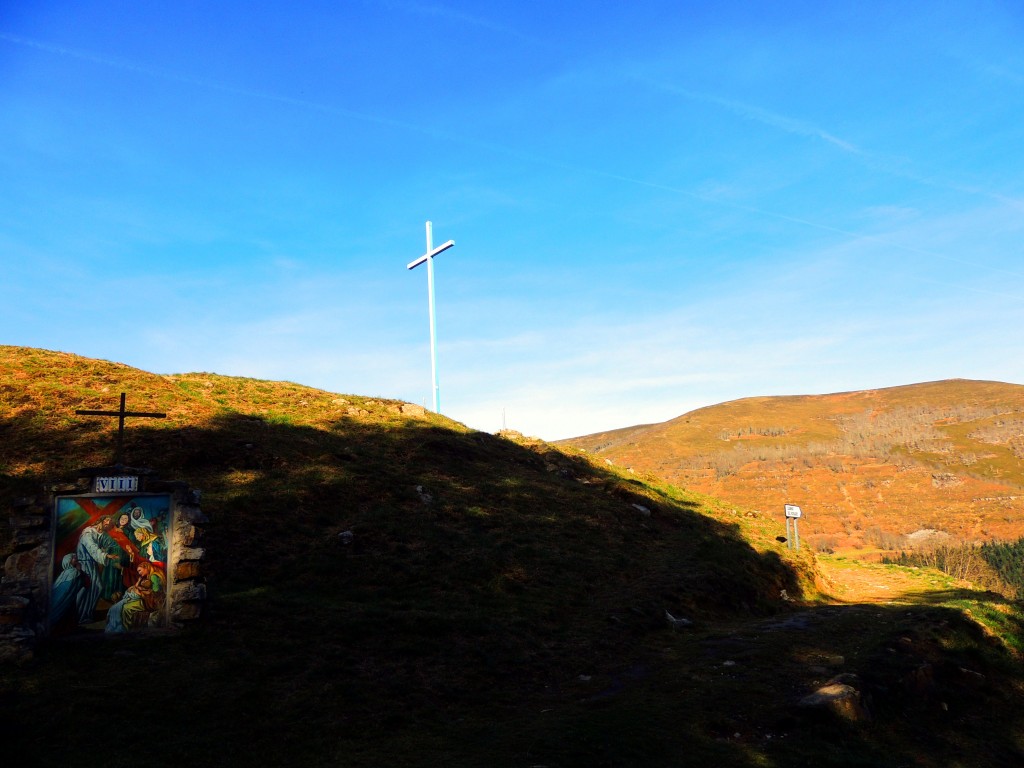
[561,379,1024,554]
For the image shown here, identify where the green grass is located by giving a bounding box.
[2,347,1024,767]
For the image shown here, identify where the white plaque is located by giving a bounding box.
[95,476,139,493]
[784,504,802,519]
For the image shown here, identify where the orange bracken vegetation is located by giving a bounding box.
[561,380,1024,555]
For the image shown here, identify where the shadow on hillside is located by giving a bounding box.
[6,412,1022,766]
[507,598,1024,765]
[649,593,1024,768]
[1,408,803,609]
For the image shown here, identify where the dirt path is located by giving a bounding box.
[816,553,966,603]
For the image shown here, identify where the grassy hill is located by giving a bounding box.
[561,380,1024,555]
[2,348,1024,767]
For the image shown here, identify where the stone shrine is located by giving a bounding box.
[1,464,208,661]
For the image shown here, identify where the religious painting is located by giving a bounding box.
[49,494,172,636]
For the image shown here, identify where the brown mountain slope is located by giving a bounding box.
[560,380,1024,553]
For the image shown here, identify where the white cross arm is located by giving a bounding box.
[407,239,455,270]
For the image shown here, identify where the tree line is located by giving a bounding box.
[883,538,1024,599]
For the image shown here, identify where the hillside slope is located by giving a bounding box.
[2,349,1023,767]
[562,380,1024,553]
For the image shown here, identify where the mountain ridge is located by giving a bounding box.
[560,378,1024,553]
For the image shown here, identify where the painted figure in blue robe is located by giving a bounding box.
[133,527,166,567]
[50,553,85,626]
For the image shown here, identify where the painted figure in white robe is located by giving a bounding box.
[74,516,118,625]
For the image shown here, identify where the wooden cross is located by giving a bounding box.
[76,392,166,466]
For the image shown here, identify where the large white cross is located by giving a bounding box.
[407,221,454,413]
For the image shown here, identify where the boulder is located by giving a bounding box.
[798,680,871,721]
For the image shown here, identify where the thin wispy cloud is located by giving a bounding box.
[6,31,1019,283]
[642,80,863,154]
[4,4,1022,440]
[640,74,1024,213]
[0,33,437,137]
[448,284,1024,438]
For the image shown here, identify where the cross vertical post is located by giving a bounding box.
[426,222,439,413]
[116,392,127,462]
[407,220,455,414]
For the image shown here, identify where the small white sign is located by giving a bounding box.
[95,476,139,493]
[784,504,802,519]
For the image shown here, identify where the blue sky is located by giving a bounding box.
[2,1,1023,440]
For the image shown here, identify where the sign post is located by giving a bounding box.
[407,221,455,414]
[784,504,803,550]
